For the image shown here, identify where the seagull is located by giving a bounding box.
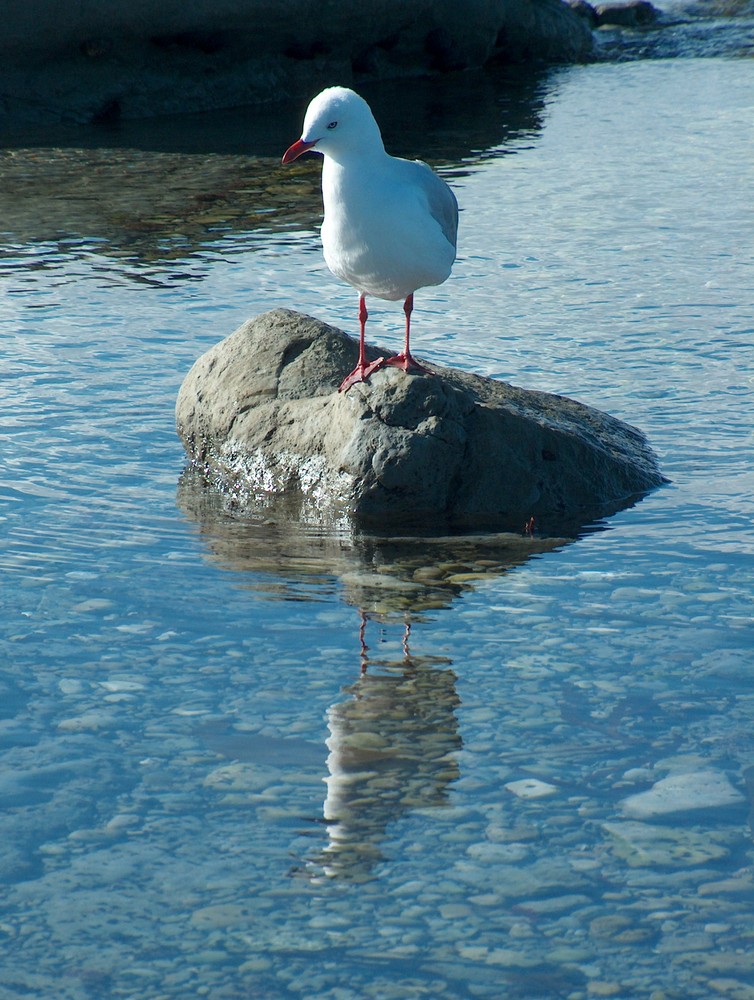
[282,86,458,393]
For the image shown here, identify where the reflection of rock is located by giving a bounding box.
[176,310,667,529]
[338,531,570,615]
[1,67,547,264]
[311,649,462,881]
[176,464,571,617]
[0,150,318,261]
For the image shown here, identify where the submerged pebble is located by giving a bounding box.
[621,770,746,819]
[505,778,559,799]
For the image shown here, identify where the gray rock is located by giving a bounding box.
[176,309,666,530]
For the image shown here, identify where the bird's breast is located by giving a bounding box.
[320,160,455,301]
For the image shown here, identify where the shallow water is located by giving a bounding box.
[2,44,754,1000]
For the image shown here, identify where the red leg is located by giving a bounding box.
[382,294,432,375]
[338,294,385,392]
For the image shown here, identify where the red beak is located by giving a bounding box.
[282,138,317,164]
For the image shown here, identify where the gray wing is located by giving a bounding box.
[405,159,459,250]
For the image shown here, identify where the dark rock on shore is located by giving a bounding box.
[567,0,602,27]
[567,0,660,28]
[0,0,592,124]
[176,309,666,531]
[594,0,659,26]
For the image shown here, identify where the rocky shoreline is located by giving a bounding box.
[0,0,599,124]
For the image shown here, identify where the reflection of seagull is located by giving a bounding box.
[358,610,411,674]
[282,86,458,392]
[308,629,462,881]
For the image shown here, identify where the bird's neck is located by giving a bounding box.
[322,151,392,212]
[322,138,388,170]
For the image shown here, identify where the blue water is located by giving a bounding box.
[1,44,754,1000]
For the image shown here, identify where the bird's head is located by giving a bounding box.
[282,86,384,164]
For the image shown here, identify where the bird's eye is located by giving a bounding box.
[326,120,338,130]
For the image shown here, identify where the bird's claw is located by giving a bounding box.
[338,356,386,393]
[381,352,432,376]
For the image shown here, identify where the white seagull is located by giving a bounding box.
[282,86,458,393]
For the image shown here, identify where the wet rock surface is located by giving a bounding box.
[176,309,666,530]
